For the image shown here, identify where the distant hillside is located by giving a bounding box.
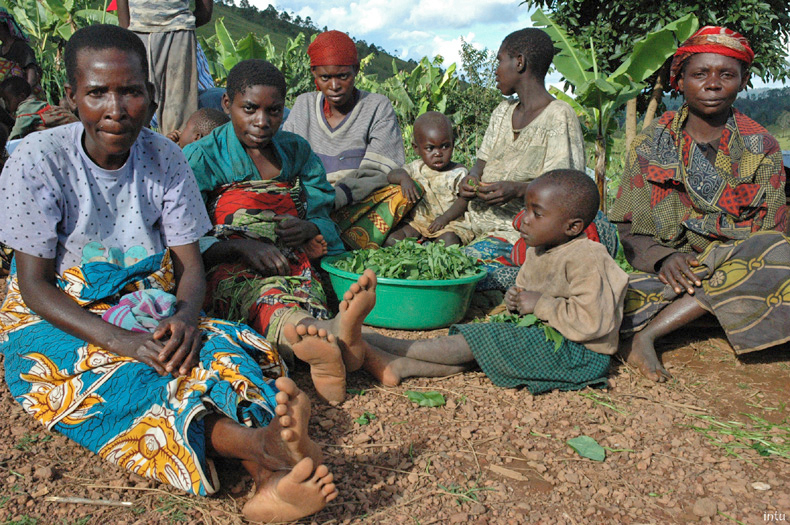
[662,87,790,128]
[196,2,414,80]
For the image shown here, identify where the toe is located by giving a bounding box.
[306,324,318,336]
[275,377,298,395]
[295,323,309,337]
[283,323,301,345]
[322,483,336,496]
[313,464,329,480]
[289,457,315,482]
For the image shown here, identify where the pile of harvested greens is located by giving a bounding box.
[331,239,480,280]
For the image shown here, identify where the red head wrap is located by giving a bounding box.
[669,26,754,90]
[308,30,359,67]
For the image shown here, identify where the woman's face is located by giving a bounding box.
[66,48,152,170]
[223,85,285,150]
[678,53,747,120]
[311,65,357,111]
[494,45,521,96]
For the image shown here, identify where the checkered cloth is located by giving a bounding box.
[450,322,610,394]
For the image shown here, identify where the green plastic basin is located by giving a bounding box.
[321,254,486,330]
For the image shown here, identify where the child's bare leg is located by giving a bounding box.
[302,234,328,260]
[621,293,706,382]
[384,223,420,246]
[204,378,335,522]
[364,344,471,386]
[363,332,474,364]
[306,269,377,373]
[284,323,346,405]
[434,231,462,246]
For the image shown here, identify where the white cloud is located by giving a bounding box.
[256,0,535,64]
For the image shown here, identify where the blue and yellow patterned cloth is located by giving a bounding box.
[0,250,285,495]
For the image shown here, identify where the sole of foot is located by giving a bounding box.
[284,324,346,405]
[333,269,377,372]
[302,235,328,260]
[243,457,337,523]
[264,377,323,466]
[621,336,672,383]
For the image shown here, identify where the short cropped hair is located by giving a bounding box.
[65,24,148,86]
[226,59,287,102]
[538,169,600,227]
[413,111,453,140]
[0,76,31,99]
[189,107,230,136]
[501,28,555,79]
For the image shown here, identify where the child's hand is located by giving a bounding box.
[166,129,181,144]
[505,286,542,315]
[428,215,450,233]
[154,313,202,377]
[400,177,421,203]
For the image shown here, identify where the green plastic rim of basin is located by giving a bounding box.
[321,253,487,330]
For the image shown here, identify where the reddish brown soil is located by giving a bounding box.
[0,293,788,524]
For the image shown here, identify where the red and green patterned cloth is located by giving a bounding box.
[203,179,329,346]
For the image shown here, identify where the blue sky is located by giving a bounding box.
[258,1,788,90]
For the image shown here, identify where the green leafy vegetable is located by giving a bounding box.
[567,435,606,461]
[479,313,565,351]
[405,390,446,407]
[331,239,479,280]
[354,412,377,425]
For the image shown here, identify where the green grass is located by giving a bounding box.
[686,413,790,462]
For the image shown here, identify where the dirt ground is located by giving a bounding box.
[0,293,788,525]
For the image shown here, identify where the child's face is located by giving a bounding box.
[518,179,576,249]
[66,48,152,170]
[177,118,202,148]
[412,124,453,171]
[495,45,520,96]
[223,85,284,150]
[0,88,24,115]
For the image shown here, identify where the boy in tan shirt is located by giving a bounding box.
[355,169,629,393]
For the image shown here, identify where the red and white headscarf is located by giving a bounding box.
[669,26,754,90]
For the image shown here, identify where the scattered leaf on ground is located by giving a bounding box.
[567,435,606,461]
[405,391,446,407]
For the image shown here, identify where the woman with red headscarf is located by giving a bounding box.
[283,30,417,249]
[610,27,790,382]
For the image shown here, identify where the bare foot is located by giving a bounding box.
[621,334,672,382]
[302,235,328,260]
[330,269,377,372]
[284,324,346,405]
[262,377,323,466]
[243,457,338,523]
[363,345,403,386]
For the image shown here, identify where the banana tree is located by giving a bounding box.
[532,10,698,211]
[3,0,117,103]
[200,18,313,104]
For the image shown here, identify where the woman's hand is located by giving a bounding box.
[458,174,481,199]
[153,313,202,377]
[505,286,542,315]
[658,253,702,295]
[234,239,291,276]
[274,216,320,248]
[475,181,525,206]
[110,331,170,376]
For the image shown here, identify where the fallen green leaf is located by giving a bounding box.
[567,435,606,461]
[405,390,446,407]
[354,412,377,425]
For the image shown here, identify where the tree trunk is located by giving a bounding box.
[642,63,669,130]
[624,98,637,153]
[595,133,607,213]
